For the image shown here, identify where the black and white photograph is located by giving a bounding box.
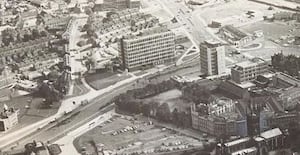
[0,0,300,154]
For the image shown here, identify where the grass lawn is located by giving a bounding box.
[85,71,132,90]
[0,91,60,134]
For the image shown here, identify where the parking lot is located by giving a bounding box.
[74,114,203,155]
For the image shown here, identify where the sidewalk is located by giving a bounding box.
[55,110,115,155]
[0,67,160,149]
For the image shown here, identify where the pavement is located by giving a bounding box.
[54,110,115,155]
[0,63,164,150]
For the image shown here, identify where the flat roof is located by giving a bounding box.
[222,25,248,40]
[254,137,265,142]
[123,26,171,40]
[235,58,265,68]
[224,137,250,147]
[260,128,282,139]
[201,39,222,48]
[237,81,256,89]
[274,72,300,86]
[231,147,257,155]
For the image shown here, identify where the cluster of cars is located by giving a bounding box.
[111,125,139,136]
[124,142,194,155]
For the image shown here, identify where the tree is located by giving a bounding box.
[85,7,93,15]
[31,29,40,39]
[156,103,172,122]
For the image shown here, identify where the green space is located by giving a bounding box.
[0,93,60,132]
[85,71,131,90]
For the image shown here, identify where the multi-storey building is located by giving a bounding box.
[119,27,175,71]
[191,99,248,137]
[200,40,226,76]
[231,58,268,84]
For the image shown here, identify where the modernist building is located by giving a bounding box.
[0,106,19,132]
[199,40,226,76]
[119,27,175,71]
[219,25,252,47]
[231,58,268,84]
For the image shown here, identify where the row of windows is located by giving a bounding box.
[126,43,174,52]
[126,39,175,49]
[127,51,174,59]
[126,46,174,56]
[127,55,174,68]
[127,53,174,64]
[126,33,174,44]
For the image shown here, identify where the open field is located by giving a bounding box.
[74,114,203,155]
[0,93,59,135]
[199,0,279,27]
[85,71,132,90]
[240,20,300,60]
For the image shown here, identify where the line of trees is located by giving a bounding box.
[181,83,212,104]
[271,53,300,76]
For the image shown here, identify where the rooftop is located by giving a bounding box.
[221,25,248,40]
[0,108,18,119]
[201,39,223,48]
[260,128,282,139]
[224,137,251,147]
[233,58,266,69]
[123,26,171,40]
[273,72,300,87]
[231,147,257,155]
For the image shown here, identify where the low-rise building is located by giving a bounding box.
[231,58,268,84]
[0,106,19,132]
[219,25,252,47]
[216,128,284,155]
[272,72,300,88]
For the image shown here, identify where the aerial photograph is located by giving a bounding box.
[0,0,300,154]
